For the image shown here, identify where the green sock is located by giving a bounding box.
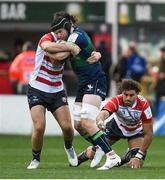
[82,134,96,145]
[92,130,112,154]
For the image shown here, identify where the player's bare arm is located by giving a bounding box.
[41,41,78,54]
[66,42,81,57]
[87,51,102,64]
[96,110,110,130]
[129,121,153,168]
[48,49,101,64]
[46,44,81,62]
[140,121,153,153]
[46,51,70,61]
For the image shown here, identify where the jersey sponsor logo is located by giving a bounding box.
[118,107,142,126]
[144,106,152,119]
[134,111,140,119]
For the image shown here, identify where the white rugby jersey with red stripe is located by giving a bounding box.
[104,94,153,136]
[29,32,64,93]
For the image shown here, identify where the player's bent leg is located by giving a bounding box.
[80,102,100,135]
[73,103,97,145]
[90,137,119,168]
[82,120,121,170]
[73,103,90,140]
[31,105,46,150]
[78,95,121,170]
[80,103,121,170]
[74,120,87,136]
[54,105,74,139]
[53,105,78,166]
[27,105,46,169]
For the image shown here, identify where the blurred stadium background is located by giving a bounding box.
[0,0,165,178]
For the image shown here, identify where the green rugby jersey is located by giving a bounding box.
[67,27,105,84]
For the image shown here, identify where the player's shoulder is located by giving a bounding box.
[41,32,50,38]
[137,95,150,108]
[40,32,55,41]
[137,95,148,102]
[39,32,56,46]
[69,27,82,35]
[68,28,84,44]
[73,27,84,34]
[114,94,123,101]
[110,94,122,104]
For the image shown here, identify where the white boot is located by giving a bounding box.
[27,159,40,169]
[97,152,121,170]
[64,146,78,166]
[90,147,104,168]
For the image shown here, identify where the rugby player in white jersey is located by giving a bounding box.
[77,79,153,170]
[26,21,82,169]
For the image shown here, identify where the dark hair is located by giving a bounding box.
[50,11,77,32]
[118,79,141,94]
[54,11,77,24]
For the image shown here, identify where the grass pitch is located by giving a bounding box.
[0,135,164,179]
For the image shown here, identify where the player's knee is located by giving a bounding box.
[74,121,82,132]
[62,123,74,134]
[81,119,90,129]
[34,125,45,135]
[32,115,45,133]
[81,119,95,131]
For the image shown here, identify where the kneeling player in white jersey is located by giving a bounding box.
[77,79,153,169]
